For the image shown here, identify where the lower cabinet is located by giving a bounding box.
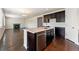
[46,29,54,46]
[27,32,36,51]
[55,27,65,38]
[36,31,46,51]
[27,31,46,51]
[27,29,54,51]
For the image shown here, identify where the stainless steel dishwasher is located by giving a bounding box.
[36,31,46,51]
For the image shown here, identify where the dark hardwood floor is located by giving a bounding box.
[45,37,79,51]
[0,29,26,51]
[0,29,79,51]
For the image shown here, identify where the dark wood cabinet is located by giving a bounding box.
[27,31,46,51]
[27,28,54,51]
[46,29,54,46]
[27,32,36,51]
[44,15,50,23]
[55,27,65,38]
[44,11,65,23]
[44,13,55,23]
[55,11,65,22]
[49,13,56,19]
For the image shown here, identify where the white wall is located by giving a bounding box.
[5,17,25,29]
[25,17,38,28]
[0,8,4,28]
[65,8,79,45]
[43,18,66,27]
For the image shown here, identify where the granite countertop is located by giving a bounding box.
[26,27,54,33]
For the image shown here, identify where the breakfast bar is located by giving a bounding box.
[24,27,54,51]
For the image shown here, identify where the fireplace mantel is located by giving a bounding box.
[13,24,20,29]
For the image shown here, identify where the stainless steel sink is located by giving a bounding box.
[43,26,50,29]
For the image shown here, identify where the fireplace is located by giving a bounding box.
[13,24,20,29]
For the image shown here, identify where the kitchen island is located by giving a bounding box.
[23,27,54,51]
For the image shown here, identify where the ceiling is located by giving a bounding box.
[3,8,64,19]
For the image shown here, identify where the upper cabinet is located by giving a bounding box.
[49,13,56,19]
[55,11,65,22]
[44,11,65,23]
[44,15,49,23]
[44,13,55,23]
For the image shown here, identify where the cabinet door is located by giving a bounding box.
[27,32,36,51]
[49,13,56,19]
[56,11,65,22]
[44,13,55,23]
[46,29,54,46]
[55,27,65,38]
[44,15,50,23]
[37,31,46,51]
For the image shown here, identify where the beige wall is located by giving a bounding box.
[25,17,38,28]
[0,8,4,28]
[5,17,25,29]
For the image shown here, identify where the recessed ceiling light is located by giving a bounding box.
[5,14,26,18]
